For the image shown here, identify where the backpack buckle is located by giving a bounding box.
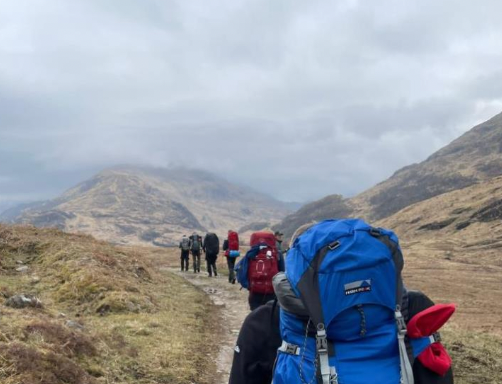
[285,343,299,355]
[279,341,301,355]
[430,332,441,344]
[369,227,382,237]
[328,241,340,251]
[395,310,407,335]
[316,326,328,353]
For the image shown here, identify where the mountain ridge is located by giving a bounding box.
[2,166,291,245]
[276,111,502,237]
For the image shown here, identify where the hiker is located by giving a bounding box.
[223,230,240,284]
[189,232,202,273]
[229,219,455,384]
[274,230,285,272]
[203,232,220,277]
[179,235,190,271]
[235,231,283,311]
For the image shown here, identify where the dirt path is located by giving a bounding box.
[172,270,249,384]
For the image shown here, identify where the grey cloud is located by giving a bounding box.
[1,0,502,204]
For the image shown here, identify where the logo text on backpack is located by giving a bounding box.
[344,279,372,296]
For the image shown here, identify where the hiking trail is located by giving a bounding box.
[171,269,249,384]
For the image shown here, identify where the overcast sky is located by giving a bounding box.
[1,0,502,210]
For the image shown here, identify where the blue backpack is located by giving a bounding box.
[273,219,435,384]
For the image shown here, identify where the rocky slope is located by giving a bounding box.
[277,111,502,237]
[2,166,290,246]
[377,175,502,260]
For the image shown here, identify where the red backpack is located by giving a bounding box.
[228,231,240,251]
[248,232,279,294]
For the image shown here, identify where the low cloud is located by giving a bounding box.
[1,0,502,204]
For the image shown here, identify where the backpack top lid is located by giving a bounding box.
[250,231,276,248]
[285,218,403,325]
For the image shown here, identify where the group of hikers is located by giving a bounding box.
[179,229,285,287]
[180,219,455,384]
[179,232,219,275]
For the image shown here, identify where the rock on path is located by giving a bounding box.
[172,270,249,384]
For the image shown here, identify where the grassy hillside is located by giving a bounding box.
[277,111,502,238]
[0,224,218,384]
[377,175,502,263]
[374,176,502,383]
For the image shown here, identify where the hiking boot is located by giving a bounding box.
[232,278,236,284]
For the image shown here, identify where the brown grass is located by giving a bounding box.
[443,325,502,384]
[375,176,502,383]
[0,224,219,384]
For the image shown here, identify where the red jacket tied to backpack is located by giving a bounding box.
[248,232,279,295]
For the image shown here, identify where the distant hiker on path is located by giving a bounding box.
[203,232,220,277]
[179,235,190,272]
[223,230,240,284]
[189,232,202,273]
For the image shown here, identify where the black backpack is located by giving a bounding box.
[204,233,220,254]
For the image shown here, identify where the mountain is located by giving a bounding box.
[377,175,502,250]
[2,166,290,245]
[0,200,48,222]
[277,111,502,237]
[275,194,352,241]
[373,175,502,347]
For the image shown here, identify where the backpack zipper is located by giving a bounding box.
[356,304,367,337]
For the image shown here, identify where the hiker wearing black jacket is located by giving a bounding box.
[229,291,454,384]
[203,232,219,277]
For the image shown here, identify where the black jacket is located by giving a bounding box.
[229,291,454,384]
[203,233,220,260]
